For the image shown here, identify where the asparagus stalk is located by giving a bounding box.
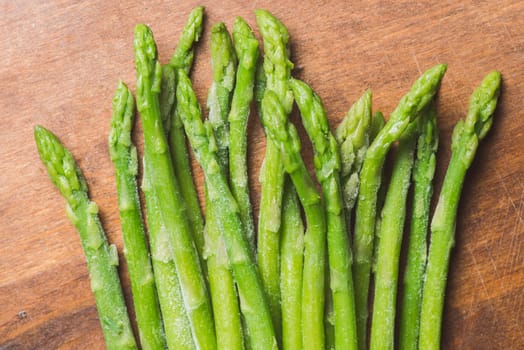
[335,90,373,225]
[370,111,386,142]
[134,24,216,350]
[176,68,277,350]
[142,156,195,349]
[419,71,501,349]
[150,66,195,349]
[228,16,259,251]
[398,103,438,350]
[108,81,166,350]
[370,115,421,350]
[204,22,244,350]
[169,6,205,71]
[261,90,327,350]
[167,6,206,258]
[291,78,358,350]
[352,64,447,350]
[255,10,295,336]
[34,126,137,350]
[279,180,305,350]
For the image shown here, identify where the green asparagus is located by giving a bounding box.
[205,22,244,350]
[148,66,195,349]
[176,68,277,350]
[335,90,373,224]
[261,90,326,350]
[419,71,501,349]
[108,81,166,350]
[34,126,137,350]
[169,6,204,71]
[370,115,421,350]
[142,156,195,349]
[228,16,259,251]
[166,6,206,258]
[255,10,295,336]
[398,103,438,350]
[279,181,305,350]
[134,24,216,350]
[291,78,358,350]
[370,111,386,142]
[352,64,447,350]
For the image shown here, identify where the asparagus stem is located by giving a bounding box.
[34,126,137,350]
[369,111,386,142]
[143,155,195,350]
[255,10,295,338]
[335,90,373,227]
[169,6,205,72]
[279,181,305,350]
[154,65,195,349]
[261,90,327,350]
[370,115,421,350]
[398,103,438,350]
[228,16,259,252]
[166,7,206,259]
[176,69,277,350]
[352,64,447,350]
[419,71,501,349]
[108,81,166,350]
[134,24,216,350]
[291,78,358,350]
[204,22,244,350]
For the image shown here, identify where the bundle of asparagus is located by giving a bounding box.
[34,6,501,350]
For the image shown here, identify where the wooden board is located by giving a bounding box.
[1,1,523,348]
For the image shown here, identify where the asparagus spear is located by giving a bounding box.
[34,126,137,350]
[335,90,373,225]
[261,90,327,350]
[169,6,205,71]
[255,10,295,336]
[352,64,447,350]
[176,68,277,350]
[134,24,216,350]
[370,111,386,142]
[148,67,195,349]
[370,115,421,350]
[279,180,305,350]
[398,103,438,350]
[108,81,166,350]
[419,71,501,349]
[204,22,244,350]
[142,156,195,349]
[167,6,206,258]
[291,78,358,350]
[228,16,259,251]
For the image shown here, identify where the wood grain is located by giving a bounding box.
[1,1,523,349]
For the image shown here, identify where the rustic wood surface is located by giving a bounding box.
[1,1,523,349]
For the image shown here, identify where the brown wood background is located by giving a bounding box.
[1,1,523,349]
